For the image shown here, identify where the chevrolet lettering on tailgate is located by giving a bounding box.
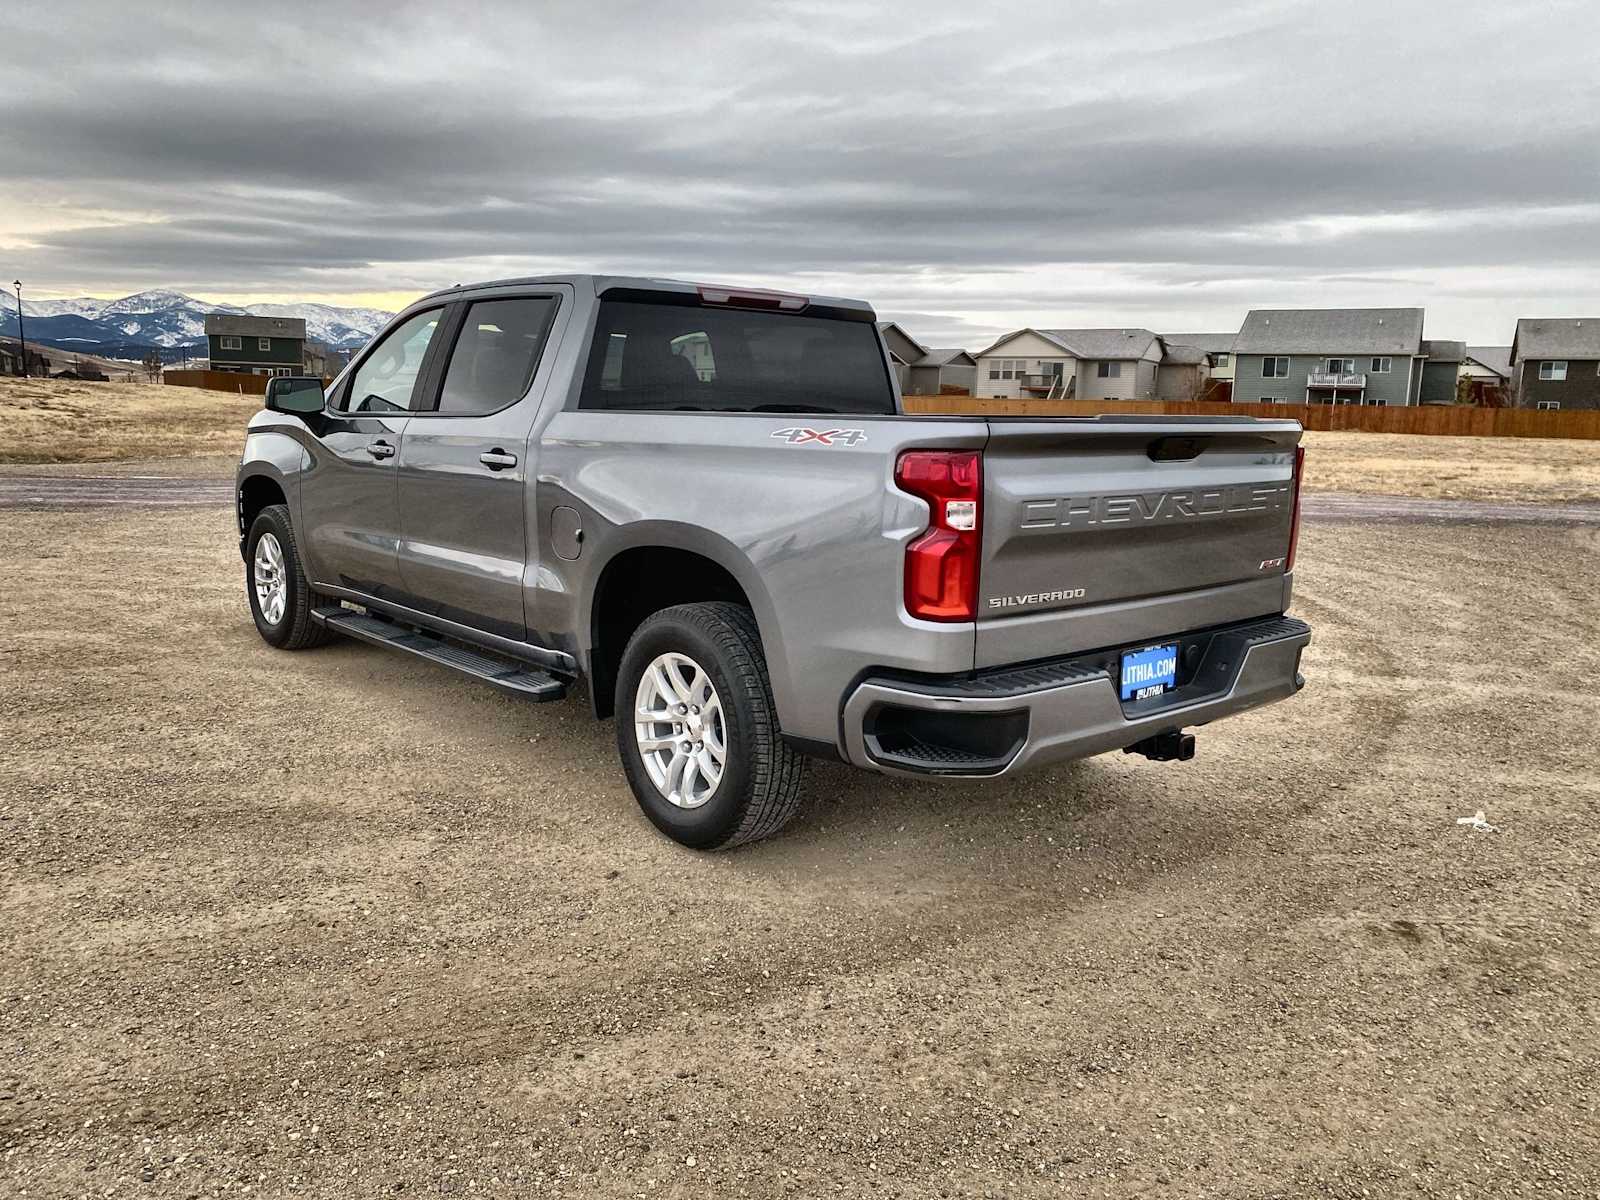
[1021,483,1291,530]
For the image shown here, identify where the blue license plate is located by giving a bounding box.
[1120,643,1178,700]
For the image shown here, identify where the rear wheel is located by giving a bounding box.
[246,504,334,650]
[615,602,805,849]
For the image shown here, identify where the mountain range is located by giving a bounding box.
[0,289,394,362]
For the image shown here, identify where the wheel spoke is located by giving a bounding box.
[637,734,675,753]
[665,749,688,797]
[649,663,678,708]
[695,749,722,785]
[680,755,701,800]
[666,659,696,704]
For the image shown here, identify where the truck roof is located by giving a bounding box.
[413,274,875,317]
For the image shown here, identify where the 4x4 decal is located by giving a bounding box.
[770,427,868,446]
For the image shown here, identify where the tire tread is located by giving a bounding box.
[250,503,335,650]
[620,602,806,849]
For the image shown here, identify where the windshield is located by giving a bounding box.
[578,299,896,415]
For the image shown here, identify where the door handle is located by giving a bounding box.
[479,449,518,470]
[365,440,396,459]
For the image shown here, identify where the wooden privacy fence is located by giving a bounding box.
[164,370,335,396]
[164,369,270,395]
[901,395,1600,440]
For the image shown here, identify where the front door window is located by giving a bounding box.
[345,310,443,413]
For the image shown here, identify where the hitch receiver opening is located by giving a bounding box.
[1123,730,1196,763]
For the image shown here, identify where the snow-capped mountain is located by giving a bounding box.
[1,289,393,359]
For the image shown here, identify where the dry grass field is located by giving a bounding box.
[3,380,1599,505]
[1301,429,1600,503]
[0,377,258,464]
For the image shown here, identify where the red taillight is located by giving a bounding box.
[1286,444,1306,571]
[896,449,982,621]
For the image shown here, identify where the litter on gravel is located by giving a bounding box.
[1456,810,1499,833]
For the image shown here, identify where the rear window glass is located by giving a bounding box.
[578,299,895,414]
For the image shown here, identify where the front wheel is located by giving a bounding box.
[245,504,334,650]
[615,602,805,849]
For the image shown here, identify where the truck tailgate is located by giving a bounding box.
[976,417,1303,668]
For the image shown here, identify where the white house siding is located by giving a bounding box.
[1077,354,1158,401]
[975,331,1077,398]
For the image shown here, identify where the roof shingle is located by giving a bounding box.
[1511,318,1600,362]
[1233,308,1423,356]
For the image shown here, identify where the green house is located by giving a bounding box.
[204,314,307,376]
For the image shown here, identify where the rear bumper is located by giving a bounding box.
[841,615,1310,777]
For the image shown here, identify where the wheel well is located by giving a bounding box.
[590,547,752,719]
[239,475,286,542]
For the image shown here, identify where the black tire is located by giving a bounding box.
[615,602,806,849]
[245,503,335,650]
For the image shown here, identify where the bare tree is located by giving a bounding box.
[142,350,163,382]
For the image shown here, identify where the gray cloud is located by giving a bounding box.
[4,0,1599,344]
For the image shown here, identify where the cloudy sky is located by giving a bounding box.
[4,0,1598,345]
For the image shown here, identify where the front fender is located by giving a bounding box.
[237,424,311,553]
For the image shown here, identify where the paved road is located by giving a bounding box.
[0,473,232,509]
[2,472,1599,525]
[1304,492,1600,525]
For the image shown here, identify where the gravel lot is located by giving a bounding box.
[3,492,1598,1197]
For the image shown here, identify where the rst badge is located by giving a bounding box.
[770,427,868,446]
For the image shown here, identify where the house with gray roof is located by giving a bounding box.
[1509,318,1600,410]
[876,321,977,395]
[973,327,1164,400]
[1161,332,1238,385]
[205,313,308,377]
[1232,308,1426,405]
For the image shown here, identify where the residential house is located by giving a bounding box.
[1155,333,1238,400]
[1418,340,1465,405]
[905,348,977,395]
[1509,318,1600,410]
[876,321,977,395]
[1161,333,1237,384]
[974,328,1163,400]
[1460,346,1511,406]
[0,337,52,377]
[1154,341,1211,400]
[205,314,309,377]
[303,339,337,380]
[1232,308,1425,405]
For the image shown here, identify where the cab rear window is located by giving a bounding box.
[579,299,895,415]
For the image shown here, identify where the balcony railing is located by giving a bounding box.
[1306,371,1367,389]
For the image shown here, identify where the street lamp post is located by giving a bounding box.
[11,280,27,378]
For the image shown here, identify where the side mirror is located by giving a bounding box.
[265,375,326,415]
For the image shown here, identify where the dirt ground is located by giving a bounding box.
[2,498,1598,1197]
[0,378,258,464]
[3,380,1599,503]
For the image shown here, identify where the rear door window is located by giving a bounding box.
[436,297,559,415]
[578,299,895,414]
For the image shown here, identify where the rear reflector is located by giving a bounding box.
[1286,444,1306,571]
[695,284,807,312]
[896,450,982,621]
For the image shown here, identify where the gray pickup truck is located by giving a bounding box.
[237,275,1310,849]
